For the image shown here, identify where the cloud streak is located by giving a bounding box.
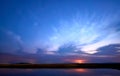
[0,29,26,54]
[46,11,120,54]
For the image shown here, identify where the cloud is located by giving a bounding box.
[0,29,38,54]
[57,43,77,55]
[46,12,120,55]
[49,43,86,55]
[36,48,57,55]
[80,31,120,54]
[0,29,24,54]
[6,30,24,49]
[96,44,120,55]
[0,53,37,64]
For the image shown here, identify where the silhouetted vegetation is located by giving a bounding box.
[0,63,120,70]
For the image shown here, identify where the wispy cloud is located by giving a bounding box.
[46,11,120,54]
[0,29,24,53]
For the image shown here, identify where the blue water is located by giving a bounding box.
[0,69,120,76]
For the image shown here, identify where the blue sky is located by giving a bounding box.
[0,0,120,55]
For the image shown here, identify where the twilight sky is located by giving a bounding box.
[0,0,120,55]
[0,0,120,76]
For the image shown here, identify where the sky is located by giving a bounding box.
[0,0,120,55]
[0,0,120,75]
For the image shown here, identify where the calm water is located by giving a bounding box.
[0,69,120,76]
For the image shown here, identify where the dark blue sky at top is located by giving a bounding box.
[0,0,120,54]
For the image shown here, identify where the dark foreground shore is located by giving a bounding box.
[0,63,120,70]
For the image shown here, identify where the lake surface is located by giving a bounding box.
[0,69,120,76]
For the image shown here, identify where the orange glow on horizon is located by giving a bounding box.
[73,59,86,63]
[72,59,88,73]
[74,69,87,72]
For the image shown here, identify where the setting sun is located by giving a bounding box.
[67,59,87,73]
[73,59,86,63]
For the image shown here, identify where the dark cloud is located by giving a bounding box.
[57,43,76,54]
[36,48,51,55]
[96,44,120,55]
[36,48,45,54]
[57,43,84,55]
[110,21,120,32]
